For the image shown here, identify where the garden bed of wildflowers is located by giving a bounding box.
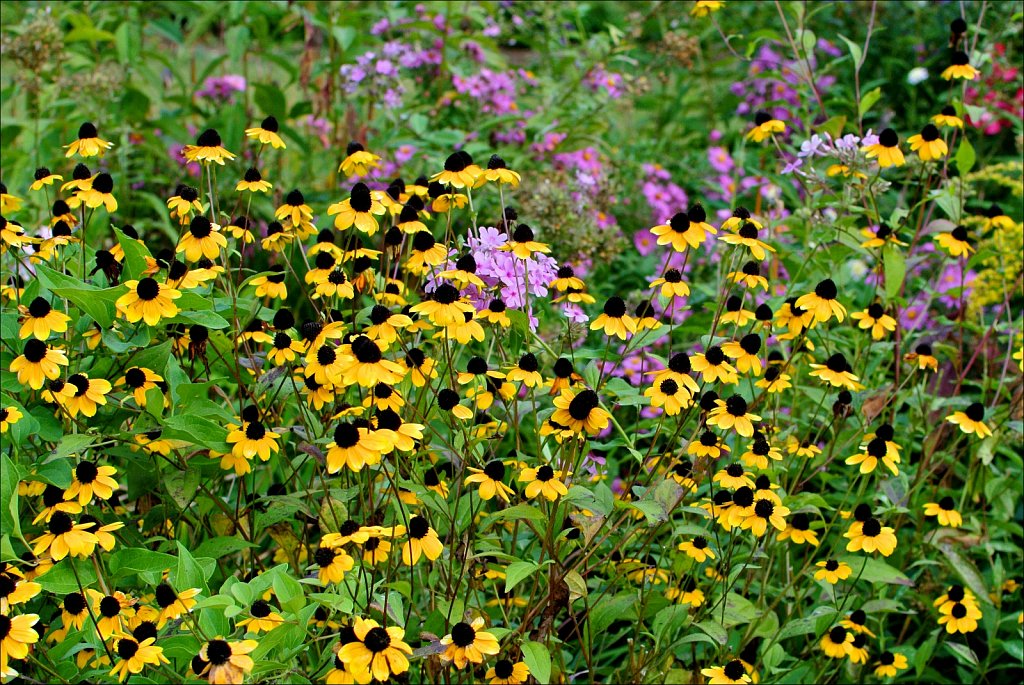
[0,2,1022,684]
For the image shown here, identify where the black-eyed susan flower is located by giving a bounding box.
[740,437,782,469]
[850,634,870,664]
[65,122,113,158]
[840,608,876,638]
[946,402,993,437]
[814,559,852,584]
[412,283,476,326]
[678,536,716,563]
[0,613,39,676]
[109,636,168,682]
[932,104,964,129]
[860,222,907,249]
[700,660,752,685]
[851,302,897,339]
[0,566,39,613]
[341,336,405,387]
[480,298,512,327]
[325,421,389,473]
[874,651,909,678]
[313,546,355,586]
[85,589,137,639]
[924,496,963,528]
[228,215,255,243]
[708,396,761,438]
[846,437,900,476]
[644,375,694,416]
[154,583,200,628]
[755,366,792,393]
[728,261,769,291]
[338,141,381,177]
[906,342,939,372]
[650,268,690,299]
[0,406,22,434]
[551,387,610,435]
[689,430,730,459]
[486,658,530,685]
[64,461,118,505]
[690,346,737,385]
[777,513,819,546]
[475,154,521,187]
[198,639,258,684]
[183,128,235,165]
[328,183,388,235]
[845,516,897,556]
[506,352,545,388]
[167,184,203,224]
[935,224,974,257]
[549,357,582,396]
[58,591,90,631]
[650,211,716,252]
[226,420,281,462]
[116,278,182,326]
[251,266,288,300]
[30,166,63,190]
[236,599,284,634]
[809,353,864,391]
[305,343,350,386]
[339,618,412,681]
[465,460,516,502]
[719,221,776,260]
[18,297,70,340]
[934,584,979,613]
[10,339,68,390]
[714,463,754,490]
[432,151,482,189]
[908,123,949,161]
[439,617,501,669]
[519,464,569,501]
[820,626,854,658]
[665,576,705,606]
[746,111,785,142]
[69,171,117,211]
[502,223,551,259]
[796,278,846,325]
[177,216,226,262]
[61,373,112,418]
[590,296,636,339]
[236,167,272,193]
[245,115,286,149]
[942,50,979,80]
[862,128,905,168]
[741,497,789,536]
[406,230,448,274]
[266,332,304,366]
[401,516,444,565]
[276,189,316,237]
[938,600,981,634]
[722,334,763,376]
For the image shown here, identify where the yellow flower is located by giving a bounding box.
[678,536,716,563]
[182,128,235,165]
[198,639,258,684]
[338,618,412,682]
[941,51,979,80]
[874,651,909,678]
[244,116,286,149]
[650,211,717,252]
[862,128,905,167]
[0,406,22,434]
[64,462,118,505]
[177,216,226,262]
[935,225,974,257]
[9,339,68,390]
[486,659,531,685]
[116,278,182,326]
[907,124,949,161]
[64,122,113,158]
[236,600,285,634]
[154,584,200,628]
[551,388,611,435]
[431,151,483,189]
[18,297,71,340]
[691,0,725,17]
[814,559,852,584]
[0,613,39,675]
[501,223,551,259]
[30,166,63,191]
[519,464,569,501]
[439,617,501,669]
[844,517,898,556]
[236,167,273,193]
[850,302,898,340]
[820,626,854,658]
[226,421,281,462]
[923,497,963,527]
[166,184,204,224]
[945,403,993,437]
[932,105,964,129]
[338,142,381,177]
[474,154,521,187]
[701,660,751,684]
[401,516,444,565]
[328,182,387,235]
[809,353,864,391]
[707,396,761,437]
[465,461,516,502]
[746,111,786,142]
[313,546,355,585]
[109,637,169,682]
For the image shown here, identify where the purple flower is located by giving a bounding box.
[708,146,734,173]
[196,74,246,103]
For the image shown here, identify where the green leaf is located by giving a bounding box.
[839,556,913,586]
[108,548,178,584]
[934,542,992,605]
[36,558,97,594]
[253,83,287,121]
[164,468,201,510]
[172,541,212,591]
[955,137,976,175]
[859,87,882,117]
[272,565,307,613]
[114,228,153,281]
[838,33,863,67]
[484,504,547,524]
[160,415,230,452]
[192,536,257,559]
[166,309,232,329]
[0,455,23,542]
[35,264,118,327]
[945,641,978,667]
[505,561,541,593]
[564,569,588,602]
[628,499,666,525]
[521,640,551,684]
[882,245,906,300]
[694,619,729,645]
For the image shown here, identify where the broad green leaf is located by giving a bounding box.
[505,561,541,593]
[160,414,230,452]
[521,640,551,684]
[934,542,991,605]
[694,619,728,645]
[859,87,882,117]
[838,33,863,67]
[35,264,118,327]
[839,556,913,586]
[955,137,976,175]
[882,245,906,300]
[37,558,97,594]
[0,454,22,542]
[114,227,153,281]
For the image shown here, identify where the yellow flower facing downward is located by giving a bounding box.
[907,124,949,161]
[946,403,993,438]
[65,122,113,158]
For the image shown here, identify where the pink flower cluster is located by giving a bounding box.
[196,75,247,103]
[452,68,520,115]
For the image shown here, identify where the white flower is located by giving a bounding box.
[907,67,929,85]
